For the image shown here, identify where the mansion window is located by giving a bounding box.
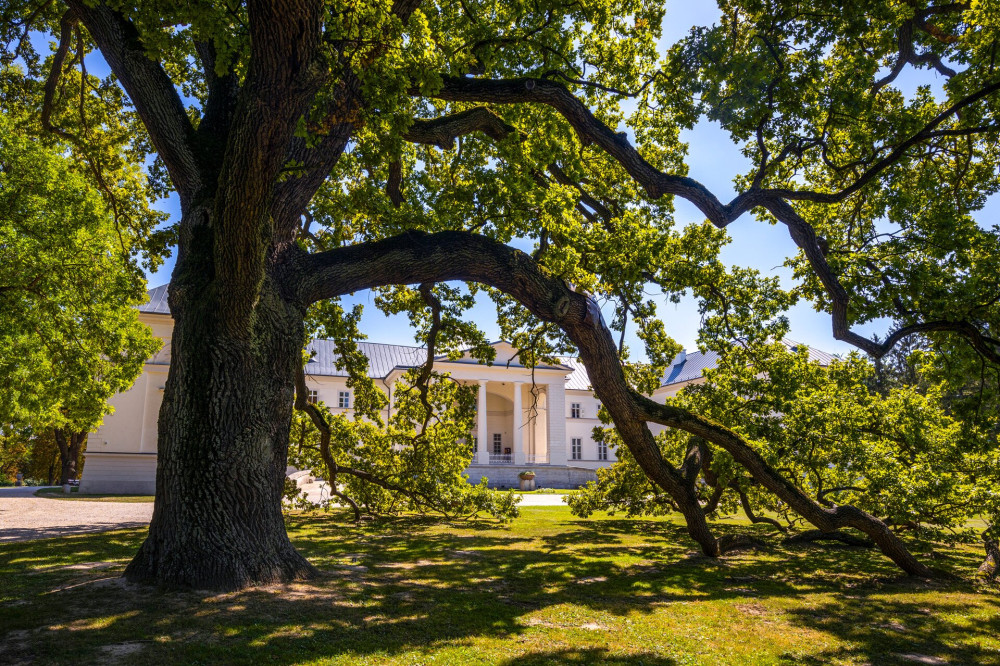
[571,438,582,460]
[571,403,581,419]
[597,440,608,461]
[493,433,503,454]
[338,391,351,409]
[472,435,478,452]
[307,389,318,405]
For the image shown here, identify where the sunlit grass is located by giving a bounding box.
[33,488,154,503]
[1,506,998,665]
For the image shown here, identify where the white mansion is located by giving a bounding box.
[80,285,833,493]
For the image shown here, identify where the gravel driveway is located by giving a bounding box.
[0,487,570,544]
[0,487,152,543]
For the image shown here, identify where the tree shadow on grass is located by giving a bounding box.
[495,647,678,665]
[1,513,997,665]
[778,587,1000,665]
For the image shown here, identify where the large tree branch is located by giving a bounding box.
[193,39,240,166]
[428,74,1000,217]
[767,79,1000,205]
[295,230,932,575]
[269,0,426,238]
[67,0,202,204]
[419,75,1000,364]
[427,76,736,224]
[634,394,931,575]
[403,107,517,148]
[763,198,1000,363]
[296,230,719,553]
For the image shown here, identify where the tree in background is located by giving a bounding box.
[0,114,160,484]
[5,0,1000,588]
[570,339,991,545]
[0,426,32,483]
[2,3,168,486]
[1,428,64,486]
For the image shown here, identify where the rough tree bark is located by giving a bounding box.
[123,276,317,589]
[53,428,87,485]
[68,0,333,589]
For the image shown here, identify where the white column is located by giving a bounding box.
[537,390,548,463]
[547,379,568,466]
[477,381,490,465]
[513,381,525,465]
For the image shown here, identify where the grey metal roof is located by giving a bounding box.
[140,284,171,314]
[306,340,428,379]
[306,341,575,379]
[660,339,837,388]
[661,349,721,386]
[559,356,593,391]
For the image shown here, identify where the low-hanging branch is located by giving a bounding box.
[293,363,362,522]
[403,106,517,149]
[296,228,934,577]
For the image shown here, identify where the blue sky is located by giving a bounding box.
[72,2,989,359]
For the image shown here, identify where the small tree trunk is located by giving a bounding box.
[123,270,316,590]
[53,429,85,485]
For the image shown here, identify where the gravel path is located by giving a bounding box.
[0,486,570,544]
[0,488,152,544]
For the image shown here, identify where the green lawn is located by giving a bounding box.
[1,507,998,665]
[33,487,154,503]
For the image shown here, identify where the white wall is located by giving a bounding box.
[79,453,157,494]
[84,313,629,493]
[564,389,617,465]
[89,373,147,455]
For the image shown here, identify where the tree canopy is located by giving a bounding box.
[4,0,999,588]
[0,112,161,482]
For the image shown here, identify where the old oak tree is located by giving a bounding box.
[7,0,1000,588]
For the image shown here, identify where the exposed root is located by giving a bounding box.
[718,533,769,554]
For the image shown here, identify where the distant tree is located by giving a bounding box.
[6,0,1000,588]
[0,115,160,484]
[0,427,31,483]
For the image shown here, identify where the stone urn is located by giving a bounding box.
[518,471,536,491]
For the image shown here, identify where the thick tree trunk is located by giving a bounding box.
[53,429,86,485]
[124,265,316,590]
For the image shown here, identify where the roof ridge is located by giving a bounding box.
[311,339,424,350]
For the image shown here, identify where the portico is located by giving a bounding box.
[472,378,553,466]
[377,341,571,471]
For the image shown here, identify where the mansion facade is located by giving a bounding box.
[79,285,833,493]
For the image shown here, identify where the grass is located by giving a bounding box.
[1,507,998,665]
[33,487,154,503]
